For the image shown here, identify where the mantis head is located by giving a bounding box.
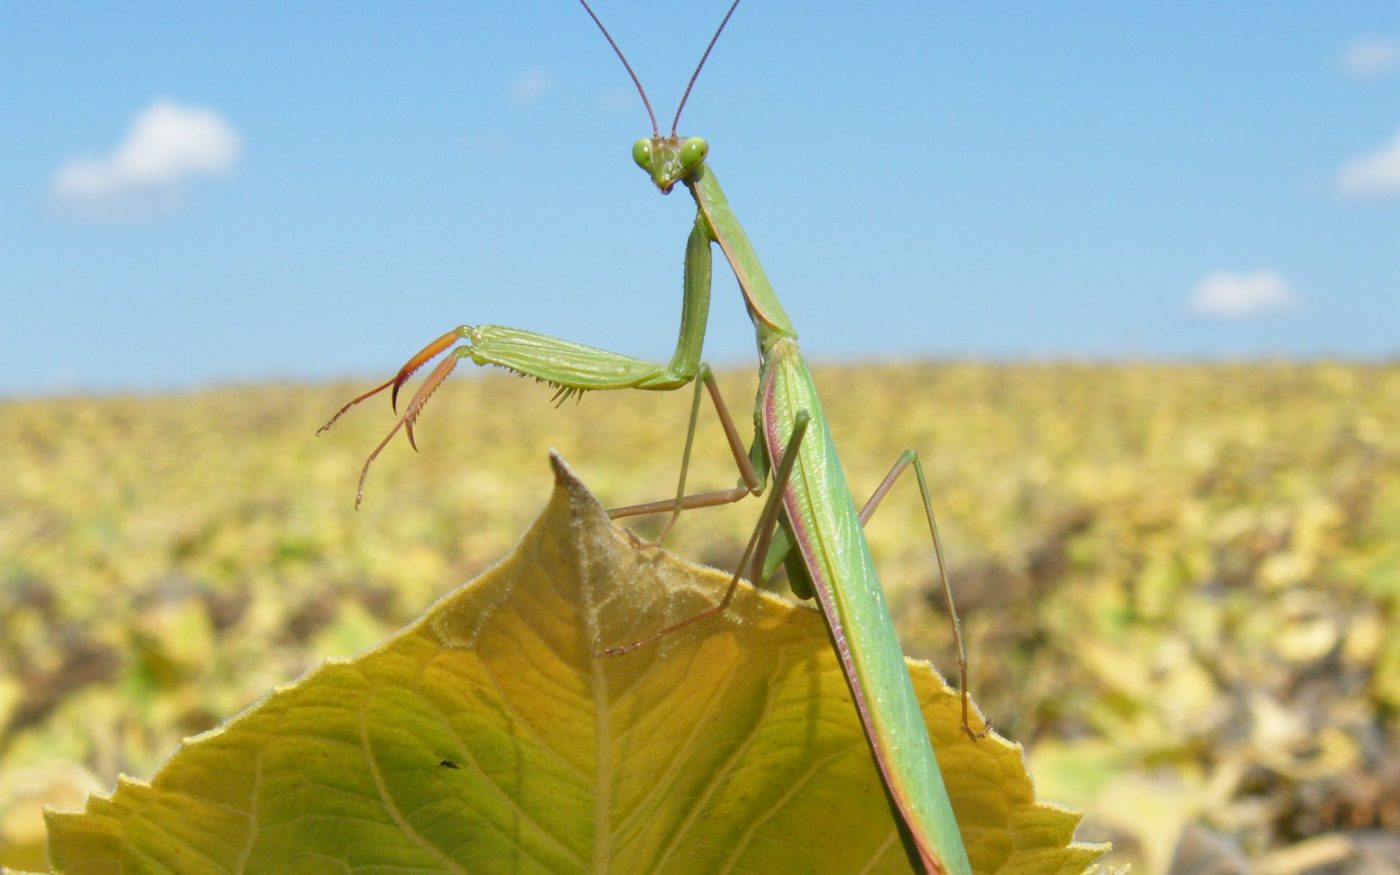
[632,135,708,194]
[580,0,738,194]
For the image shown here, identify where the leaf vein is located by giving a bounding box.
[358,708,468,875]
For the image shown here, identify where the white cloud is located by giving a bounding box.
[1343,36,1400,78]
[1189,270,1301,319]
[51,99,241,220]
[1336,129,1400,199]
[509,69,552,104]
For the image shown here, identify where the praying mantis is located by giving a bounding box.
[319,2,979,872]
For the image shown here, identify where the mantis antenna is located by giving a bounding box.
[670,0,741,135]
[577,0,659,137]
[577,0,742,137]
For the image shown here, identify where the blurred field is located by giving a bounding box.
[2,361,1397,873]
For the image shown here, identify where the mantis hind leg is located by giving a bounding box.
[750,448,986,740]
[860,450,986,741]
[600,411,810,657]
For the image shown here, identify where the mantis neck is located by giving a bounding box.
[687,167,798,353]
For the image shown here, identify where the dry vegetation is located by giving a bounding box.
[2,361,1397,873]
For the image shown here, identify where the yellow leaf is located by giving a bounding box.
[47,455,1104,874]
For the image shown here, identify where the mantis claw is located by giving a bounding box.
[317,327,467,434]
[390,328,464,413]
[322,331,467,507]
[400,353,458,454]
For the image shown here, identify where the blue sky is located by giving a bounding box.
[2,2,1397,397]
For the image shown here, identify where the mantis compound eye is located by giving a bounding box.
[679,137,708,172]
[632,138,654,171]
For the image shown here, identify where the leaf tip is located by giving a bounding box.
[548,450,580,487]
[546,450,609,529]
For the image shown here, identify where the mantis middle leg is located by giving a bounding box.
[601,411,810,656]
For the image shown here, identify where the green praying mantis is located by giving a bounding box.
[319,2,980,872]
